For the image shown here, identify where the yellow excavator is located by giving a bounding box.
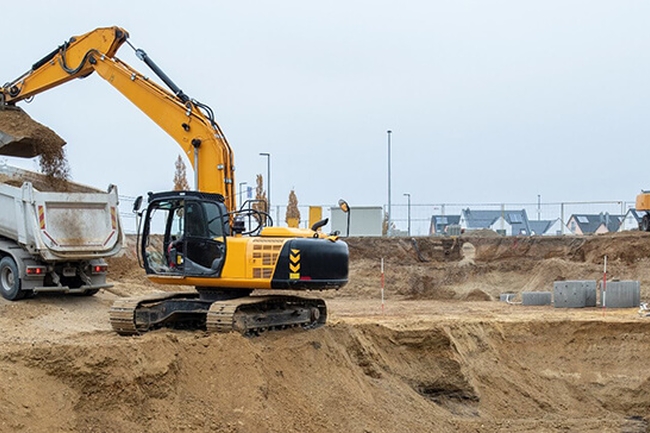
[0,26,348,335]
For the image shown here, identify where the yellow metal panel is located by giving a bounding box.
[260,227,314,238]
[309,206,322,229]
[636,193,650,211]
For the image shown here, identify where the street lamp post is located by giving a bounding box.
[387,130,392,236]
[259,153,271,215]
[403,193,411,236]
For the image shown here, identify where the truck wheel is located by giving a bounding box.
[642,215,650,232]
[0,257,24,301]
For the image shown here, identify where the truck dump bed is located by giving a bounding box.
[0,164,123,261]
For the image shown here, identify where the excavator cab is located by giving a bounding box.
[141,191,227,278]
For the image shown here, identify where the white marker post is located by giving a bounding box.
[602,255,607,314]
[381,257,385,314]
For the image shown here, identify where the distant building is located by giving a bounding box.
[459,208,532,236]
[619,209,642,231]
[567,213,622,235]
[429,215,461,236]
[330,205,383,236]
[529,218,568,236]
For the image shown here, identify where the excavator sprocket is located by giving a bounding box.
[109,292,327,336]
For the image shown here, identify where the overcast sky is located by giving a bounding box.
[2,1,649,213]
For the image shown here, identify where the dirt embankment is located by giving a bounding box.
[343,232,650,301]
[1,310,649,433]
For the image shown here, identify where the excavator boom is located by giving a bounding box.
[0,26,236,210]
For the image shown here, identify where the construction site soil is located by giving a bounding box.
[2,232,650,433]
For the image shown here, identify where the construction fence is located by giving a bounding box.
[117,195,637,237]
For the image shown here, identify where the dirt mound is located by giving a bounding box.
[0,313,648,433]
[0,167,97,193]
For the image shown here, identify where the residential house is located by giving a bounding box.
[619,209,642,231]
[429,215,461,236]
[459,208,532,236]
[567,213,622,235]
[529,218,569,236]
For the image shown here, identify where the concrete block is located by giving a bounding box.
[522,291,552,306]
[603,281,640,308]
[553,280,597,308]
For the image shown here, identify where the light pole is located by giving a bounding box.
[387,130,392,236]
[403,192,411,236]
[259,152,271,215]
[338,199,350,237]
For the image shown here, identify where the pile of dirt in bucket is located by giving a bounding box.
[0,107,66,158]
[0,107,74,191]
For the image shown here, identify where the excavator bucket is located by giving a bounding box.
[0,108,65,158]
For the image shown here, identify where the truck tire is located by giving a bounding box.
[642,214,650,232]
[0,257,24,301]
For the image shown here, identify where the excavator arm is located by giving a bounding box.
[0,26,236,211]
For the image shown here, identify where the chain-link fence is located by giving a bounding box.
[386,201,634,236]
[117,195,637,236]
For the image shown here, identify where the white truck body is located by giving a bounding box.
[0,164,123,298]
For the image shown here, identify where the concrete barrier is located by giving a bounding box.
[553,280,597,308]
[603,281,640,308]
[522,291,552,306]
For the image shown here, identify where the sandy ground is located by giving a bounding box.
[1,233,650,433]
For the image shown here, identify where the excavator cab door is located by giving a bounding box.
[141,194,227,277]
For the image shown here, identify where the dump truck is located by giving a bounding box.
[0,164,123,300]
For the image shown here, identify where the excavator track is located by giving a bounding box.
[206,295,327,336]
[110,292,327,336]
[109,291,202,335]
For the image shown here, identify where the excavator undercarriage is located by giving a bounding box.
[109,291,327,336]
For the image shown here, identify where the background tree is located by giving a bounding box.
[173,155,190,191]
[382,211,395,236]
[252,174,268,225]
[285,189,300,227]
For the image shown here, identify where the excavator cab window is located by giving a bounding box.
[142,195,227,277]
